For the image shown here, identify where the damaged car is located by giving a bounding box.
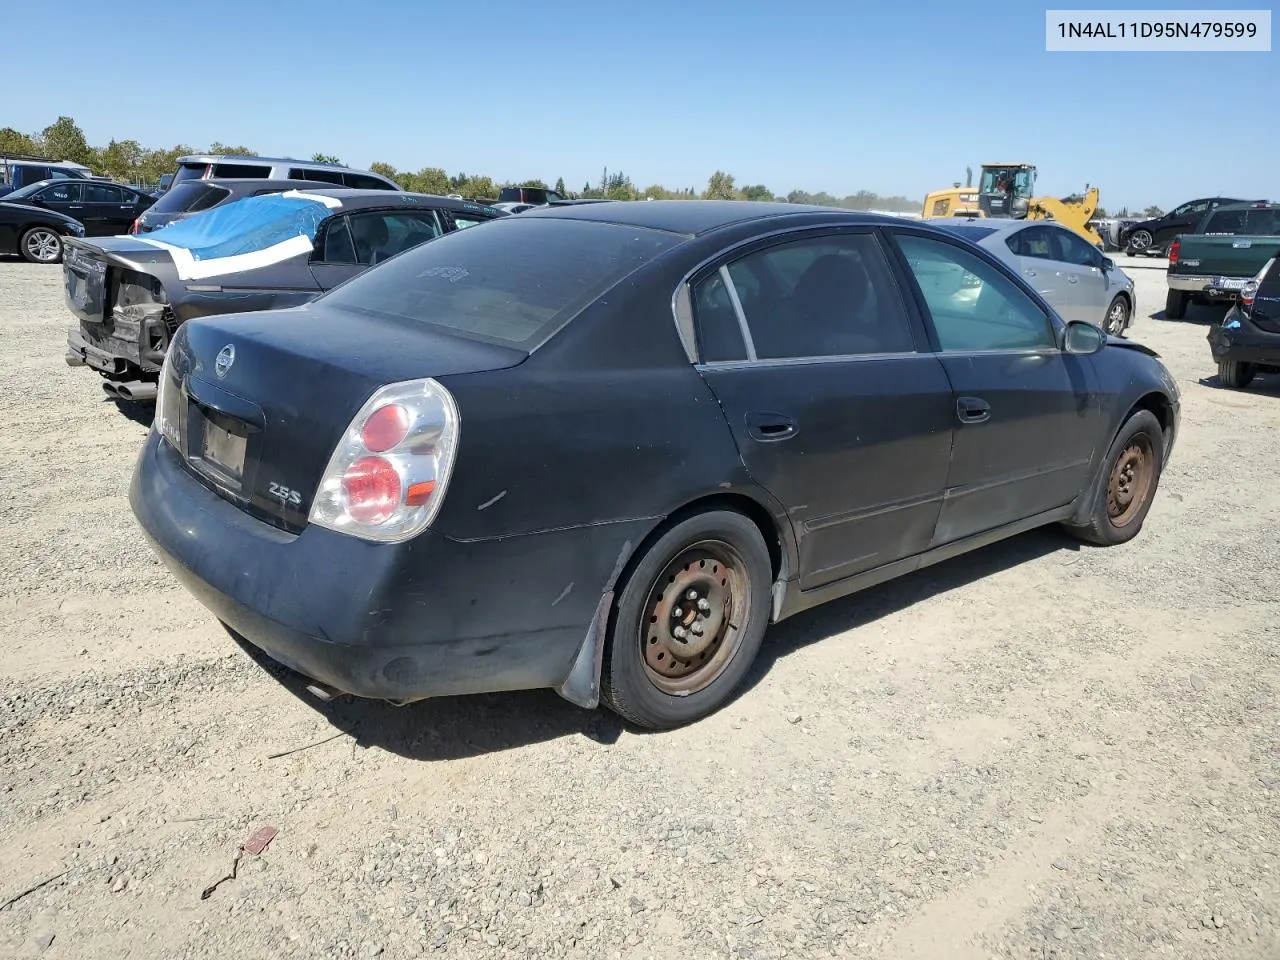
[129,201,1181,731]
[63,189,505,401]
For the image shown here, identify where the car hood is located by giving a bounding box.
[1105,335,1158,358]
[0,200,83,227]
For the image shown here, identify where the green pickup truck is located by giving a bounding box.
[1165,202,1280,319]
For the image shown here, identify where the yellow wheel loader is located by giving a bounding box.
[922,163,1103,247]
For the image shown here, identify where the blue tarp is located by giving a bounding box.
[140,191,337,262]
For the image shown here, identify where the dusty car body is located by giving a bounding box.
[129,202,1181,731]
[62,189,505,400]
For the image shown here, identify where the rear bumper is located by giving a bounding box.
[129,430,647,702]
[66,322,163,377]
[1167,273,1247,298]
[1207,309,1280,367]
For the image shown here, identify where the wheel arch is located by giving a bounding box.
[1068,389,1175,528]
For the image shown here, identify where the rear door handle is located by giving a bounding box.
[745,411,798,442]
[1067,275,1079,283]
[1024,269,1037,278]
[956,396,990,424]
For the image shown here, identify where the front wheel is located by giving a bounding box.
[601,509,772,730]
[20,227,63,264]
[1217,360,1256,389]
[1064,409,1164,547]
[1104,296,1130,336]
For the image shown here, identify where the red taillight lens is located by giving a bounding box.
[342,456,401,524]
[360,403,410,452]
[1168,239,1180,265]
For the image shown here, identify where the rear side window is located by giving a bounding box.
[695,234,915,361]
[85,184,126,203]
[148,182,230,214]
[343,172,396,190]
[212,162,270,178]
[320,217,680,348]
[292,167,345,185]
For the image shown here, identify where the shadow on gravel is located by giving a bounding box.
[227,630,624,762]
[1198,371,1280,396]
[741,525,1082,696]
[106,396,156,427]
[227,526,1082,759]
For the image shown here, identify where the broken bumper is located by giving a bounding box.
[1208,309,1280,367]
[129,429,645,703]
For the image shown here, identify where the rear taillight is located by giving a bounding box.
[154,350,180,446]
[1240,256,1275,313]
[1168,239,1180,265]
[309,379,460,542]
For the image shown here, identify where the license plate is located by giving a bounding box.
[1214,277,1247,290]
[201,421,246,480]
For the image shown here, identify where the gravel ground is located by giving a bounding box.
[1,255,1277,960]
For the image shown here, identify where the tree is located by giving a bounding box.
[0,127,41,156]
[740,184,772,202]
[554,176,566,196]
[311,153,343,165]
[519,178,548,190]
[409,167,450,195]
[207,142,256,156]
[370,161,399,180]
[97,139,144,182]
[704,171,737,200]
[1143,204,1164,217]
[459,175,495,199]
[41,116,90,165]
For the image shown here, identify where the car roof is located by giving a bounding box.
[289,189,503,213]
[517,199,907,236]
[1212,200,1277,211]
[929,217,1046,234]
[176,154,374,171]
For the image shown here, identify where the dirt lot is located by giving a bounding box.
[1,256,1277,960]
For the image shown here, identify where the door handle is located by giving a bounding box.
[745,411,798,442]
[1024,269,1037,277]
[956,396,991,425]
[1067,275,1079,283]
[68,204,84,209]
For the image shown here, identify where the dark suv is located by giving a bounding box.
[132,178,352,234]
[498,186,565,205]
[1122,197,1249,256]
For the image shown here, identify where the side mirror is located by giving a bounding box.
[1063,320,1106,354]
[1100,256,1115,271]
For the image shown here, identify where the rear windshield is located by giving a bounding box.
[147,181,231,215]
[320,217,682,348]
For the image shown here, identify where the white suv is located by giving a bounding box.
[167,155,401,192]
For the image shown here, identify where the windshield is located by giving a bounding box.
[148,181,231,215]
[979,167,1034,200]
[2,181,50,201]
[320,217,682,349]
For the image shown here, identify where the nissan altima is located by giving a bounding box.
[130,201,1181,730]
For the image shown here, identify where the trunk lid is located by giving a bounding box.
[165,302,527,532]
[1174,234,1280,279]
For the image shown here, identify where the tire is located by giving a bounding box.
[601,509,772,730]
[1104,295,1130,336]
[1064,409,1164,547]
[1217,360,1256,389]
[19,227,63,264]
[1165,288,1188,320]
[1127,229,1153,255]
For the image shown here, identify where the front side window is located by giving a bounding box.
[693,233,916,361]
[1055,229,1102,267]
[212,162,270,179]
[895,233,1056,352]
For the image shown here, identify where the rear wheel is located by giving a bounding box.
[601,509,772,730]
[1064,409,1164,547]
[20,227,63,264]
[1126,229,1153,255]
[1104,296,1130,336]
[1165,289,1188,320]
[1217,360,1256,389]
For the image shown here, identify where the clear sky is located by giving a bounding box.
[2,0,1274,211]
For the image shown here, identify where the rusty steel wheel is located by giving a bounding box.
[1106,433,1155,528]
[1063,409,1164,547]
[601,509,772,730]
[640,541,748,695]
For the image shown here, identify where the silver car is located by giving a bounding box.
[927,218,1137,336]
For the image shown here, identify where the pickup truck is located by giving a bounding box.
[1165,201,1280,319]
[0,154,93,197]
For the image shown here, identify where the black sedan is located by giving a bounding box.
[0,199,86,263]
[2,178,155,236]
[129,202,1182,730]
[64,189,506,401]
[1207,254,1280,388]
